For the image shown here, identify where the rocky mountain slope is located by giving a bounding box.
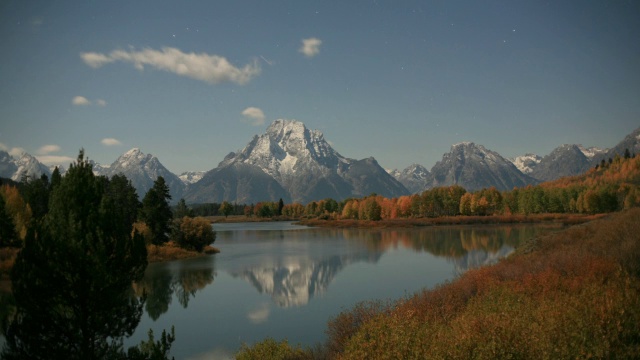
[428,142,536,191]
[529,144,591,182]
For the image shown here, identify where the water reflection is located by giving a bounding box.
[135,223,559,315]
[215,224,557,308]
[133,256,216,320]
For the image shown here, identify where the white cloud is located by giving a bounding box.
[0,142,8,152]
[9,147,26,157]
[96,99,107,107]
[299,37,322,58]
[101,138,122,146]
[38,144,61,155]
[241,107,266,126]
[37,155,75,166]
[80,52,114,68]
[72,96,91,106]
[80,47,261,85]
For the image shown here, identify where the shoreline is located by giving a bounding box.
[297,213,605,228]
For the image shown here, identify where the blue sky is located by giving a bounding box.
[1,1,639,174]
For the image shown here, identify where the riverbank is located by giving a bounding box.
[238,208,640,358]
[297,213,606,228]
[0,242,220,278]
[146,242,220,263]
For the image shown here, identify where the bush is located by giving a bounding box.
[171,216,216,252]
[236,338,310,360]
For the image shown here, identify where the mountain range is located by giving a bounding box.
[2,122,638,203]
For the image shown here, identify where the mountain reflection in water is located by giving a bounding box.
[132,223,559,315]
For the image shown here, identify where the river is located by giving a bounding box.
[123,222,561,359]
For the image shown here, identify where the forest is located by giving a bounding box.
[209,152,640,222]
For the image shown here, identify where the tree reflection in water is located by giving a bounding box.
[134,256,216,320]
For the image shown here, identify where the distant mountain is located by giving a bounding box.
[589,127,640,168]
[429,142,536,191]
[11,152,51,181]
[0,151,18,179]
[388,163,432,194]
[508,154,542,175]
[183,162,291,204]
[179,171,206,185]
[529,144,591,182]
[578,145,608,160]
[185,119,409,204]
[97,148,185,202]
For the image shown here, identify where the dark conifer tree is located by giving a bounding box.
[0,195,17,247]
[142,176,173,245]
[19,174,50,222]
[2,150,149,359]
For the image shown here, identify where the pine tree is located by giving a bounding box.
[142,176,173,245]
[0,195,17,247]
[173,198,192,219]
[2,150,149,359]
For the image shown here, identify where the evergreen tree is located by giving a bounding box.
[142,176,173,246]
[50,166,62,190]
[277,198,284,216]
[0,195,18,247]
[20,174,50,221]
[173,198,193,219]
[2,150,150,359]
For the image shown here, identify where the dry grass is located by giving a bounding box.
[323,208,640,359]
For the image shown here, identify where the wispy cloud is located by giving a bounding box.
[0,143,26,157]
[37,144,61,155]
[72,96,91,106]
[81,47,261,85]
[9,147,26,158]
[241,107,266,126]
[300,38,322,58]
[37,155,75,166]
[101,138,122,146]
[72,96,107,107]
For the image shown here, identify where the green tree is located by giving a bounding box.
[219,201,234,218]
[19,174,50,222]
[277,198,284,216]
[172,216,216,252]
[173,198,193,219]
[1,150,152,359]
[142,176,173,245]
[0,196,18,247]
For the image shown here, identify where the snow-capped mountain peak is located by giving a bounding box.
[509,153,542,174]
[226,119,344,179]
[577,145,608,159]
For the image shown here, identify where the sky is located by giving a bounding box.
[1,0,639,174]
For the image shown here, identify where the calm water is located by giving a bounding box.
[123,222,561,359]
